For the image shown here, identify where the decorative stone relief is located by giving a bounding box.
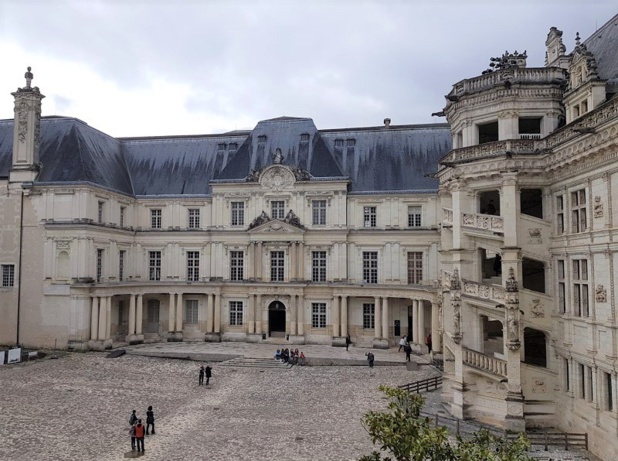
[532,379,547,394]
[596,284,607,303]
[56,240,71,250]
[528,228,542,244]
[248,211,271,229]
[530,299,545,318]
[505,267,518,292]
[260,165,295,191]
[594,196,603,218]
[450,268,461,291]
[479,378,507,398]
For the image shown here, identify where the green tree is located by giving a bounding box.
[359,385,532,461]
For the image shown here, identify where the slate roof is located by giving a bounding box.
[0,115,451,196]
[584,13,618,82]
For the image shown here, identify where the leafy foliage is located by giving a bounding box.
[359,385,532,461]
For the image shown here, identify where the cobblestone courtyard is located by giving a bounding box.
[0,347,426,461]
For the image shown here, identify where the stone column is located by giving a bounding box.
[431,301,441,353]
[382,297,389,340]
[298,242,304,280]
[98,296,107,340]
[412,300,419,344]
[418,300,425,344]
[214,293,221,333]
[176,293,183,333]
[248,242,255,279]
[297,294,304,336]
[255,294,262,334]
[207,293,214,333]
[501,173,519,248]
[168,293,176,333]
[289,295,297,335]
[257,242,263,280]
[374,297,381,339]
[90,296,99,340]
[248,294,255,334]
[341,296,348,338]
[128,294,136,335]
[290,242,297,280]
[332,295,340,338]
[105,297,112,340]
[136,294,143,335]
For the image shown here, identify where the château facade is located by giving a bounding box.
[1,12,618,461]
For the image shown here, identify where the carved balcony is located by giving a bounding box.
[462,346,508,378]
[461,212,504,234]
[441,139,542,165]
[461,279,505,304]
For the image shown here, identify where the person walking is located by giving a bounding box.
[199,365,205,385]
[345,334,352,351]
[134,419,145,453]
[129,409,137,426]
[425,334,432,354]
[146,405,155,435]
[405,344,412,362]
[129,421,137,451]
[398,336,407,352]
[205,365,212,385]
[366,352,375,368]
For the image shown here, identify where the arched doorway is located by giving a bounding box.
[268,301,286,337]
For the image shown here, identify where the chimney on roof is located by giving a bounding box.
[383,118,391,128]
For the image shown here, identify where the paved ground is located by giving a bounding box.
[0,341,600,461]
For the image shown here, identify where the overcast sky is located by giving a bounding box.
[0,1,616,137]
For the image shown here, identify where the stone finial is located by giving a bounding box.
[505,267,518,292]
[575,32,581,47]
[383,118,391,128]
[24,66,34,89]
[273,148,283,164]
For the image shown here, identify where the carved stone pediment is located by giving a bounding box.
[249,219,305,235]
[259,165,295,191]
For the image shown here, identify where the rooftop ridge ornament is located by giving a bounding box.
[575,32,581,47]
[481,50,527,75]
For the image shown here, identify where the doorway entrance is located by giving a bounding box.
[268,301,286,337]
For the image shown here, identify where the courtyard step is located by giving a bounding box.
[218,356,293,369]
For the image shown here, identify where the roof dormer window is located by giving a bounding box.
[258,135,267,144]
[300,133,310,143]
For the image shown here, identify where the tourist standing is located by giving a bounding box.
[205,365,212,385]
[146,405,155,435]
[345,334,352,351]
[129,409,137,426]
[199,365,205,385]
[134,419,145,453]
[398,336,407,352]
[425,334,432,354]
[366,352,375,368]
[405,344,412,362]
[129,421,137,451]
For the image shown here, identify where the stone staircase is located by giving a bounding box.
[217,356,294,369]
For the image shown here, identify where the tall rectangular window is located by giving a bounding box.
[231,202,244,226]
[230,251,244,281]
[311,302,326,328]
[151,209,162,229]
[407,252,423,285]
[571,189,587,233]
[579,363,586,399]
[98,201,105,224]
[271,201,285,220]
[557,259,566,314]
[587,366,594,402]
[120,206,126,228]
[188,209,200,229]
[408,206,422,227]
[605,371,613,411]
[363,251,378,284]
[312,200,327,225]
[118,301,125,325]
[187,251,200,282]
[96,249,104,283]
[271,251,285,282]
[119,250,125,282]
[363,206,377,227]
[185,299,198,324]
[1,264,15,287]
[564,358,570,392]
[312,251,327,282]
[149,251,161,281]
[230,301,243,326]
[363,303,375,329]
[556,195,564,234]
[573,259,589,317]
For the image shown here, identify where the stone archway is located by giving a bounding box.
[268,300,286,337]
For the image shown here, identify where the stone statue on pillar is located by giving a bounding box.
[24,67,33,89]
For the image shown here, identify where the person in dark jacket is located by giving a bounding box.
[345,334,352,351]
[205,365,213,385]
[199,365,205,385]
[129,421,137,451]
[146,405,155,435]
[134,419,145,452]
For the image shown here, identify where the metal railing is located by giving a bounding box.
[398,375,443,393]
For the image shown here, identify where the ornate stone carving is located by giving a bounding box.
[292,168,311,181]
[56,240,71,250]
[530,298,545,318]
[505,267,518,292]
[532,379,547,394]
[273,148,284,164]
[283,210,305,230]
[452,306,461,344]
[596,284,607,303]
[594,196,603,218]
[528,228,541,238]
[246,168,262,182]
[260,165,295,191]
[506,311,521,350]
[248,211,271,229]
[450,268,461,291]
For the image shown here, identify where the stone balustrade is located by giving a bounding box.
[462,347,508,377]
[461,279,505,303]
[441,139,541,165]
[461,212,504,233]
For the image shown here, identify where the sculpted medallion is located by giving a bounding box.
[260,166,295,192]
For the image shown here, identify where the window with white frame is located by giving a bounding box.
[311,302,326,328]
[231,202,244,226]
[98,201,105,224]
[119,250,126,282]
[149,251,161,281]
[271,251,285,282]
[188,209,200,229]
[187,251,200,282]
[120,206,126,228]
[572,259,589,317]
[363,206,377,227]
[312,251,327,282]
[557,259,566,314]
[407,252,423,284]
[229,301,243,326]
[185,299,198,324]
[151,209,162,229]
[363,303,375,329]
[362,251,378,284]
[230,251,244,281]
[408,206,422,227]
[271,200,285,220]
[96,249,104,283]
[571,189,587,233]
[2,264,15,287]
[312,200,326,225]
[556,195,564,234]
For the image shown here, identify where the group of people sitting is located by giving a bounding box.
[274,348,306,365]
